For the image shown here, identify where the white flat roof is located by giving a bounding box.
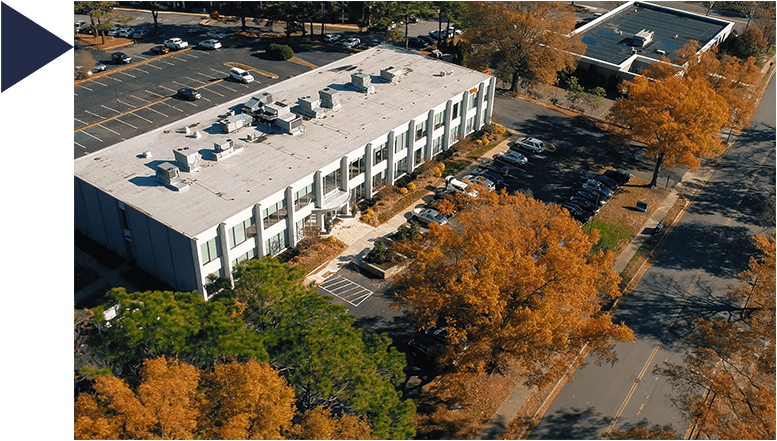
[74,45,491,238]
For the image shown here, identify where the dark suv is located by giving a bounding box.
[111,52,131,64]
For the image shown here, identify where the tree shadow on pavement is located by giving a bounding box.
[526,406,612,440]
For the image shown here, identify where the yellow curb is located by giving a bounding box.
[224,61,279,79]
[75,47,193,87]
[288,56,318,69]
[75,79,223,133]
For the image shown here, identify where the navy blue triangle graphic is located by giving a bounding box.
[1,2,72,91]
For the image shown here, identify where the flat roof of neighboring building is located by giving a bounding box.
[576,1,732,66]
[74,45,491,238]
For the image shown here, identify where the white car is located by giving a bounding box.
[510,136,555,154]
[75,20,86,28]
[164,38,189,49]
[133,29,149,38]
[493,150,528,167]
[118,28,135,37]
[199,39,222,49]
[229,67,254,83]
[462,174,495,191]
[324,34,341,43]
[412,208,448,226]
[445,175,478,198]
[342,37,360,48]
[107,27,121,36]
[207,30,226,39]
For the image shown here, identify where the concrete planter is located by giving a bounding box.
[359,258,409,279]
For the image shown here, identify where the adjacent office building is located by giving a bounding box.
[75,45,495,297]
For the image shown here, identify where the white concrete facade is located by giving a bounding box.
[75,45,494,298]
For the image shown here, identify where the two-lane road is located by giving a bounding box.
[528,75,775,439]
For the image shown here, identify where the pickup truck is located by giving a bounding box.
[164,38,189,50]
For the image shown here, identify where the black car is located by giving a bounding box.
[603,169,631,186]
[590,174,619,190]
[111,52,131,64]
[576,188,608,207]
[176,87,202,101]
[569,196,599,213]
[407,37,428,49]
[151,45,170,55]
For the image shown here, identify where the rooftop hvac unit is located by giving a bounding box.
[214,138,233,152]
[275,113,304,134]
[633,29,654,47]
[655,49,666,55]
[351,72,375,94]
[319,87,341,110]
[264,102,290,118]
[242,92,274,114]
[155,162,189,192]
[380,66,403,83]
[295,96,324,119]
[173,146,200,172]
[219,113,254,133]
[212,138,245,161]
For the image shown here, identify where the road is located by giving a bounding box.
[528,75,775,439]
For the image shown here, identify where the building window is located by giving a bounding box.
[469,92,477,110]
[350,182,366,202]
[415,122,426,141]
[394,157,408,178]
[231,248,256,268]
[294,184,315,211]
[434,111,444,130]
[228,217,255,249]
[450,124,460,144]
[264,230,287,256]
[372,170,386,189]
[295,214,313,242]
[200,237,221,265]
[414,148,423,167]
[452,102,459,119]
[394,130,407,153]
[432,134,444,156]
[374,141,388,164]
[466,116,476,134]
[324,169,341,195]
[262,199,287,228]
[349,156,365,179]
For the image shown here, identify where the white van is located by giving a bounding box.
[230,67,254,83]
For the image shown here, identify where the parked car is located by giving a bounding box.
[229,67,254,83]
[584,179,614,195]
[603,169,631,186]
[199,39,222,49]
[407,37,428,49]
[324,33,341,43]
[561,202,585,216]
[75,20,86,28]
[446,175,479,198]
[412,208,448,226]
[151,45,169,55]
[176,87,202,101]
[582,181,614,199]
[572,210,593,224]
[117,28,135,38]
[418,35,436,46]
[469,167,504,185]
[207,30,226,39]
[590,174,619,190]
[462,174,495,191]
[107,27,121,36]
[576,188,608,207]
[92,61,106,73]
[133,29,149,38]
[510,136,555,154]
[164,38,189,50]
[569,196,599,214]
[342,37,360,48]
[111,52,131,64]
[493,150,528,167]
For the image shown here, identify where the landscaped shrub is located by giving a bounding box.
[406,182,416,191]
[269,43,294,60]
[400,187,408,195]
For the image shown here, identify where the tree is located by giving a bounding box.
[90,288,267,381]
[655,233,775,439]
[291,406,374,440]
[230,258,416,439]
[463,2,584,91]
[608,423,679,439]
[566,76,607,111]
[607,66,729,187]
[74,1,117,45]
[392,191,634,379]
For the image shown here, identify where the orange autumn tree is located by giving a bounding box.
[290,406,374,440]
[392,191,634,379]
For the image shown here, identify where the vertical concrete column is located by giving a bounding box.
[314,170,324,208]
[285,186,296,247]
[364,143,373,196]
[386,131,396,184]
[340,157,350,215]
[459,90,469,139]
[217,222,232,286]
[475,81,485,129]
[443,100,453,151]
[485,78,496,124]
[253,203,265,257]
[190,238,206,300]
[424,109,435,161]
[406,120,416,172]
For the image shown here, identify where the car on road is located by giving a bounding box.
[111,52,131,64]
[510,136,555,154]
[229,67,254,83]
[133,29,149,38]
[342,37,360,48]
[324,33,341,43]
[493,150,528,167]
[462,174,495,191]
[176,87,202,101]
[407,37,428,49]
[151,45,170,55]
[164,38,189,50]
[446,175,479,198]
[207,30,226,39]
[603,169,631,186]
[117,28,135,38]
[199,39,222,49]
[412,208,448,226]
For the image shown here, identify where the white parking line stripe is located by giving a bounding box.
[210,68,228,75]
[101,105,121,114]
[145,63,163,70]
[172,80,192,87]
[201,97,212,102]
[157,85,176,92]
[203,87,224,97]
[157,101,184,112]
[79,85,93,91]
[114,118,137,129]
[196,71,214,77]
[129,95,151,103]
[92,80,109,87]
[127,112,153,123]
[116,99,135,108]
[135,55,149,61]
[133,67,149,74]
[74,118,87,125]
[319,275,374,307]
[183,52,198,58]
[85,110,106,119]
[184,101,198,107]
[107,76,123,82]
[170,56,187,62]
[214,82,237,92]
[159,60,175,66]
[80,130,104,142]
[144,89,164,97]
[74,92,78,96]
[145,106,169,117]
[98,124,121,135]
[118,71,136,78]
[186,76,206,84]
[75,141,86,149]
